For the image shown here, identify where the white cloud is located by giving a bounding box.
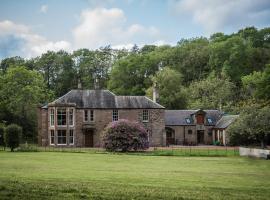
[0,20,71,58]
[40,5,48,14]
[170,0,270,34]
[72,7,161,49]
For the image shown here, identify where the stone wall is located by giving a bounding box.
[239,147,270,159]
[38,107,165,147]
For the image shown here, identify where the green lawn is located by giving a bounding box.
[0,152,269,200]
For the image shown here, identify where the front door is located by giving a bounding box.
[197,130,204,144]
[85,130,94,147]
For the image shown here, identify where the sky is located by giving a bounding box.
[0,0,270,58]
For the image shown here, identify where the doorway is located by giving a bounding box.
[85,129,94,147]
[197,130,204,144]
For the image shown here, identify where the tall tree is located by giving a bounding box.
[146,67,187,109]
[0,66,50,141]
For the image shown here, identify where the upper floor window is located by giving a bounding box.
[69,129,74,145]
[50,109,54,127]
[57,130,66,145]
[112,110,118,121]
[207,118,213,124]
[196,114,204,125]
[57,108,66,126]
[142,110,149,122]
[90,110,94,122]
[69,108,74,126]
[185,118,191,124]
[84,110,88,122]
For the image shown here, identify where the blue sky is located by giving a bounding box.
[0,0,270,58]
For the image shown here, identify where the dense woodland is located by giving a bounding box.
[0,26,270,145]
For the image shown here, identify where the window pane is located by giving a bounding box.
[69,130,74,144]
[50,130,54,144]
[84,110,88,121]
[69,109,74,126]
[50,109,54,126]
[142,110,149,122]
[90,110,94,122]
[57,109,66,126]
[112,110,118,121]
[57,130,66,144]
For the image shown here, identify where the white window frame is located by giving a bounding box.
[50,108,55,127]
[50,130,55,145]
[84,110,88,122]
[69,108,74,127]
[69,129,74,145]
[57,130,67,145]
[57,108,67,127]
[112,110,119,122]
[142,110,149,122]
[90,110,94,122]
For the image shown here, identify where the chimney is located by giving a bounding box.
[94,78,100,90]
[153,81,159,103]
[77,80,82,89]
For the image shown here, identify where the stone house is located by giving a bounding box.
[38,89,165,147]
[164,109,238,146]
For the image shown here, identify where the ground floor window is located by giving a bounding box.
[57,130,67,145]
[50,130,55,145]
[69,130,74,145]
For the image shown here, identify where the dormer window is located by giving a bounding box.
[207,118,213,124]
[185,118,191,124]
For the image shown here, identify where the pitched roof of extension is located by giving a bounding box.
[214,115,239,129]
[45,89,164,109]
[165,110,222,126]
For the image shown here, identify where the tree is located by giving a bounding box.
[102,119,149,152]
[146,67,187,109]
[187,73,236,111]
[0,124,5,147]
[4,124,22,151]
[242,64,270,101]
[227,105,270,148]
[36,50,76,96]
[0,66,50,141]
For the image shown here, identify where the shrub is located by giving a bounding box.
[0,124,5,147]
[4,124,22,152]
[102,119,149,152]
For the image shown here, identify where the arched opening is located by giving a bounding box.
[165,127,175,146]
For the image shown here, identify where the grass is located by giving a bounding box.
[0,151,269,200]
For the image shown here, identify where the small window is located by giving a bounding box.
[142,110,149,122]
[185,118,191,124]
[207,118,213,124]
[84,110,88,122]
[50,130,55,145]
[90,110,94,122]
[69,130,74,145]
[208,131,212,136]
[57,109,66,126]
[188,129,192,134]
[50,109,55,127]
[57,130,67,145]
[112,110,118,121]
[69,108,74,126]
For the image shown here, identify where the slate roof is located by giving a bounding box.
[214,115,239,129]
[165,110,222,126]
[45,89,164,109]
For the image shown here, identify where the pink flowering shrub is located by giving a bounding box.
[102,119,149,152]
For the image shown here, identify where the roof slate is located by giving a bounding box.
[46,89,164,109]
[165,110,222,126]
[214,115,239,129]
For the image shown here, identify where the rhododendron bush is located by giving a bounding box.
[102,119,149,152]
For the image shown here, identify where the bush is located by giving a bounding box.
[0,124,5,147]
[4,124,22,152]
[102,119,149,152]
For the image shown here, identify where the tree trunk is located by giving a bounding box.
[11,147,14,152]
